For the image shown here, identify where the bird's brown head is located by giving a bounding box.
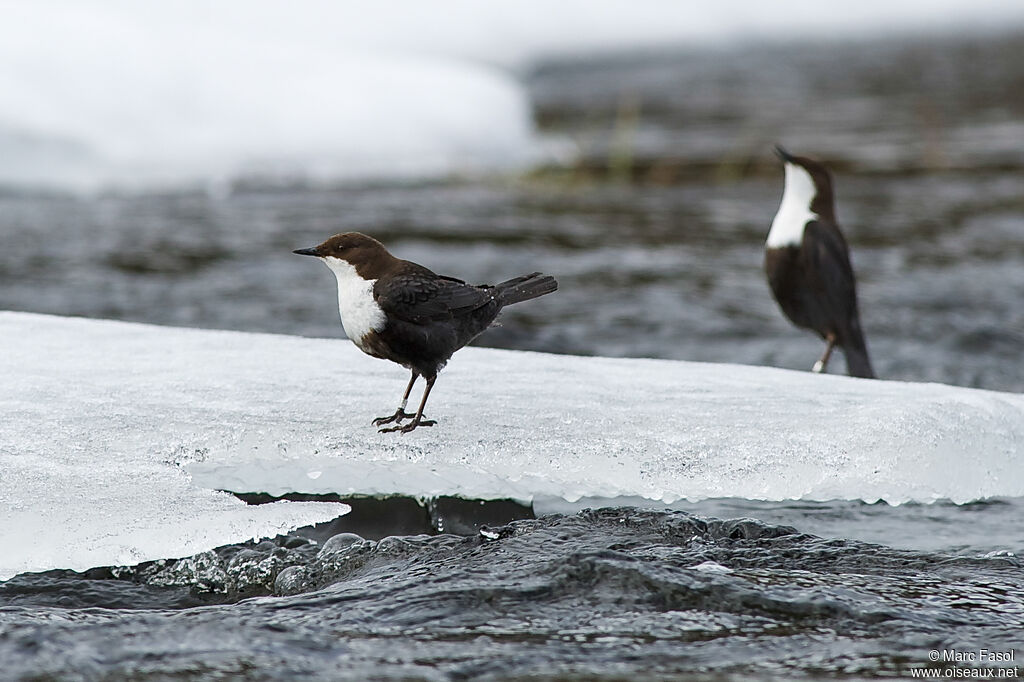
[293,232,397,278]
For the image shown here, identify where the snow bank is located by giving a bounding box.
[3,1,1023,190]
[2,312,1022,579]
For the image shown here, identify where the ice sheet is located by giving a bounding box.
[3,312,1022,580]
[0,313,354,580]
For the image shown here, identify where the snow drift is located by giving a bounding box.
[2,312,1023,578]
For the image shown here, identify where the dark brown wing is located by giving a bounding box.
[373,265,494,325]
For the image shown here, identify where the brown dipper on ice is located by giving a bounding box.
[295,233,557,433]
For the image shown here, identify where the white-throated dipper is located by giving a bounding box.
[294,233,557,433]
[765,146,875,378]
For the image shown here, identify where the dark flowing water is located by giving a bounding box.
[2,503,1023,680]
[2,31,1024,680]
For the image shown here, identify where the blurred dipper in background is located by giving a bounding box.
[764,146,875,378]
[295,233,557,433]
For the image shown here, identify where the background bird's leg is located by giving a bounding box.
[380,375,437,434]
[372,372,419,426]
[812,333,837,373]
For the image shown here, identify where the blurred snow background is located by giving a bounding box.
[2,0,1024,190]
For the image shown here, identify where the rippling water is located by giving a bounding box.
[2,31,1023,680]
[2,503,1022,680]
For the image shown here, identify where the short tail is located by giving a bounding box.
[494,272,558,306]
[842,321,876,379]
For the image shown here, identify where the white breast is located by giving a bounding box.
[322,257,386,346]
[767,163,818,249]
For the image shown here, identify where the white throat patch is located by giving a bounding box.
[322,256,386,345]
[767,163,818,248]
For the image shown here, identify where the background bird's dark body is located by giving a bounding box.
[765,223,875,378]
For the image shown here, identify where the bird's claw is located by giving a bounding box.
[372,410,416,426]
[379,418,437,434]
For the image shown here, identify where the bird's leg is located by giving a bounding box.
[380,375,437,434]
[812,333,837,373]
[372,372,419,426]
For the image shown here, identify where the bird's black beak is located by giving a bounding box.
[293,247,321,257]
[773,145,797,163]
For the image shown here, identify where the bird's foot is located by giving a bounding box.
[372,409,417,426]
[379,417,437,434]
